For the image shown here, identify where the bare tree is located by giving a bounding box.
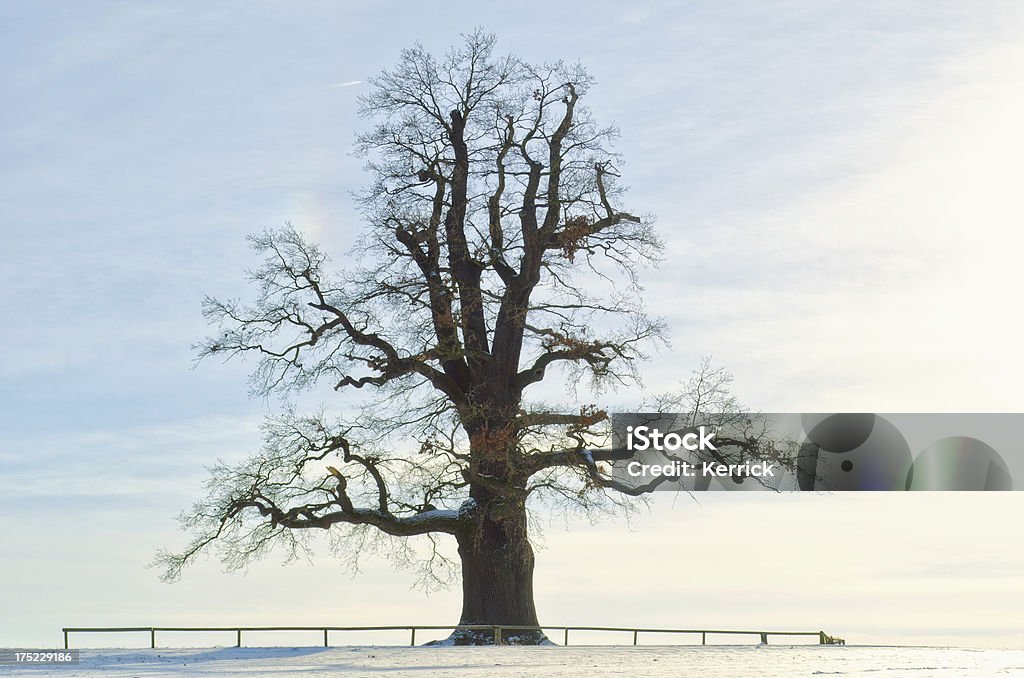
[158,30,679,644]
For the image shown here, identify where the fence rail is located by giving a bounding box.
[61,625,845,648]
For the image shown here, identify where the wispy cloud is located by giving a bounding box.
[328,80,362,88]
[0,415,263,503]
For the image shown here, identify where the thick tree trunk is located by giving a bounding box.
[440,502,549,645]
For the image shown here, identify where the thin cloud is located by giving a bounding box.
[328,80,362,88]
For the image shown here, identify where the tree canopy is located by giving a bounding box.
[158,30,678,642]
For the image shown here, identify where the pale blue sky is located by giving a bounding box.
[2,1,1023,649]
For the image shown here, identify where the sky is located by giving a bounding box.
[2,0,1024,650]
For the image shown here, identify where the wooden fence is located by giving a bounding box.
[61,625,845,648]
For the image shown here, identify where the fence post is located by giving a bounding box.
[493,626,502,645]
[150,628,156,649]
[324,629,329,647]
[819,632,826,645]
[632,630,637,646]
[563,628,569,646]
[63,629,69,650]
[236,629,241,648]
[410,628,416,646]
[702,632,706,645]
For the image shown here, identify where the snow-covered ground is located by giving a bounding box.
[4,645,1024,677]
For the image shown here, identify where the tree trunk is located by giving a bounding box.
[441,502,549,645]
